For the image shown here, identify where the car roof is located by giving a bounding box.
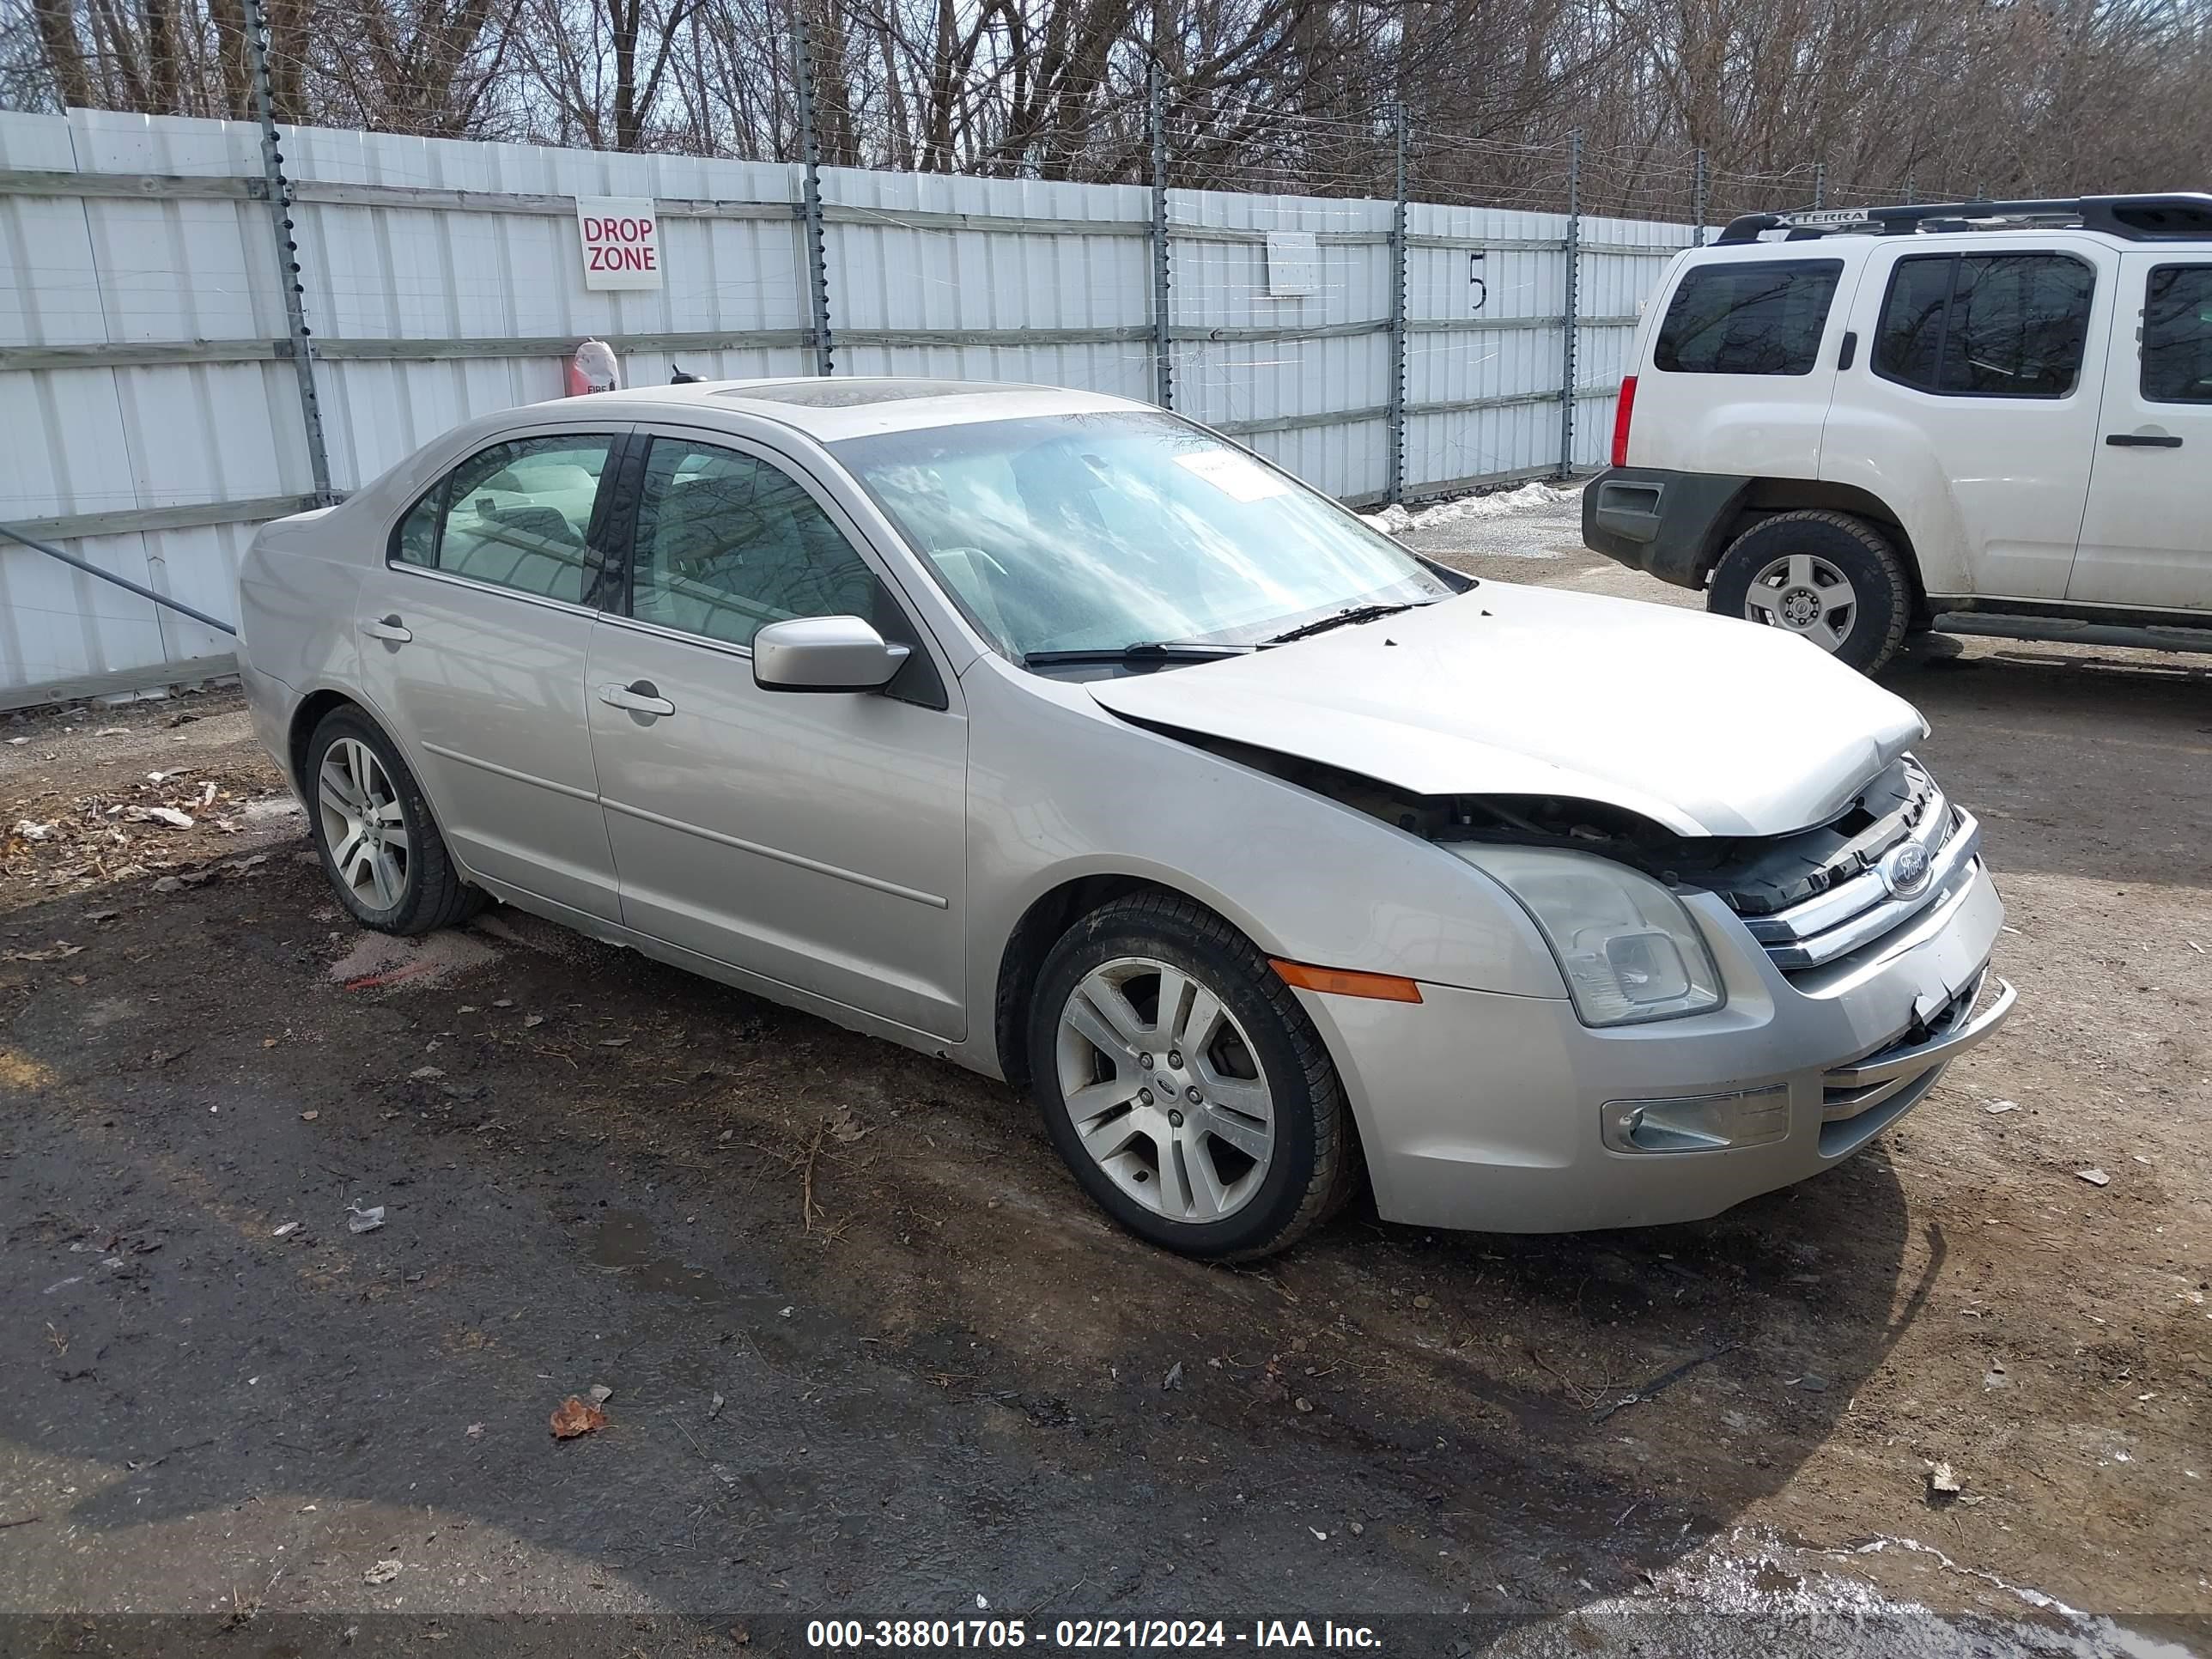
[550,378,1157,443]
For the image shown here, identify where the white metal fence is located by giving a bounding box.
[0,107,1698,702]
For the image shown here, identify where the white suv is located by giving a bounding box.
[1585,193,2212,671]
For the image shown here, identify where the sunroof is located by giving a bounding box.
[720,380,993,409]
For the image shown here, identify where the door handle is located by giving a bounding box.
[361,615,412,642]
[2106,432,2182,448]
[598,679,676,717]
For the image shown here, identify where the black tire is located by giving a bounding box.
[305,706,483,935]
[1027,891,1361,1261]
[1707,510,1912,673]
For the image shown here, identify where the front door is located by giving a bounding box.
[357,428,624,922]
[2069,253,2212,612]
[1831,240,2112,600]
[585,428,969,1039]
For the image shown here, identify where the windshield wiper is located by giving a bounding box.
[1261,601,1423,646]
[1022,641,1254,668]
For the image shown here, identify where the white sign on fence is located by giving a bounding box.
[575,198,663,290]
[1264,230,1320,297]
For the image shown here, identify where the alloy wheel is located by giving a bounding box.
[1743,551,1858,653]
[317,737,411,910]
[1054,956,1275,1224]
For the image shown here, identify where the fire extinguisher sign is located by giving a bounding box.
[575,198,663,291]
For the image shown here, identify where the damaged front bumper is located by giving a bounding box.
[1290,848,2013,1234]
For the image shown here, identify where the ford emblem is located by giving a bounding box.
[1881,842,1933,899]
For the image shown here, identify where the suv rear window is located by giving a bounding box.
[1653,260,1843,376]
[1873,252,2094,398]
[2143,264,2212,404]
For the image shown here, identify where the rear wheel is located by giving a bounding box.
[306,707,482,935]
[1027,894,1359,1261]
[1708,510,1911,673]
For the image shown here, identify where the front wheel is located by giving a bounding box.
[1027,894,1360,1261]
[1707,510,1911,673]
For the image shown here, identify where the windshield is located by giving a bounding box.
[830,411,1455,663]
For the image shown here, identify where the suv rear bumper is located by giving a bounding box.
[1583,466,1750,589]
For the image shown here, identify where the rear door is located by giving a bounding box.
[1823,238,2112,600]
[357,426,626,923]
[2069,253,2212,611]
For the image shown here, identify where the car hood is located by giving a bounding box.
[1085,584,1928,837]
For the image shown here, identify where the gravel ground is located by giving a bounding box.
[2,495,2207,1657]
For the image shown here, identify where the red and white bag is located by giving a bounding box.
[564,338,621,397]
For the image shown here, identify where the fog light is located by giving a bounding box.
[1600,1085,1790,1153]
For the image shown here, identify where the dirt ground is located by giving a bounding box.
[3,515,2208,1657]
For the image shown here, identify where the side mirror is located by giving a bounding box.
[752,615,910,693]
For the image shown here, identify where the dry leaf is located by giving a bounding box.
[549,1396,608,1439]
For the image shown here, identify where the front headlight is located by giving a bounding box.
[1444,844,1723,1026]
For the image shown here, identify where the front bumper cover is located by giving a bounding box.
[1294,853,2010,1233]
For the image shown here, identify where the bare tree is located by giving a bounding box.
[4,0,2207,212]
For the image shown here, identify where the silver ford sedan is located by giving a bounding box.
[238,379,2014,1259]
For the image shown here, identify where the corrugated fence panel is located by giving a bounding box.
[1169,189,1393,501]
[0,112,291,691]
[1,110,1703,697]
[1402,203,1570,494]
[1572,215,1692,470]
[824,168,1153,402]
[276,128,811,488]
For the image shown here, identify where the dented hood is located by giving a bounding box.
[1085,583,1927,837]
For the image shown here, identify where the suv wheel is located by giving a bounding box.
[1027,893,1361,1261]
[1708,511,1911,673]
[307,707,483,935]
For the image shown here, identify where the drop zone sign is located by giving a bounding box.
[575,197,662,290]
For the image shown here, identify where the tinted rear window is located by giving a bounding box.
[1873,252,2094,398]
[1654,260,1843,376]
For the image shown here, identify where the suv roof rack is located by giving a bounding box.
[1714,192,2212,246]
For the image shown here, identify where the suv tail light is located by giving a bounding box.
[1610,375,1638,468]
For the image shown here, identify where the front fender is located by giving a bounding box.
[960,662,1568,1073]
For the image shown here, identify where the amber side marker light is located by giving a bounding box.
[1270,960,1424,1003]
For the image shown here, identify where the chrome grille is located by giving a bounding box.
[1736,768,1981,971]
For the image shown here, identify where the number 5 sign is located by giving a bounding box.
[575,198,663,291]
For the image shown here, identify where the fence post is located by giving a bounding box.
[1148,60,1174,410]
[1692,147,1709,246]
[1812,162,1826,211]
[244,0,331,503]
[1558,128,1582,480]
[1905,173,1917,205]
[1385,100,1409,504]
[793,19,834,376]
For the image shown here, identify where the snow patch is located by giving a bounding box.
[1359,480,1581,538]
[1548,1527,2201,1659]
